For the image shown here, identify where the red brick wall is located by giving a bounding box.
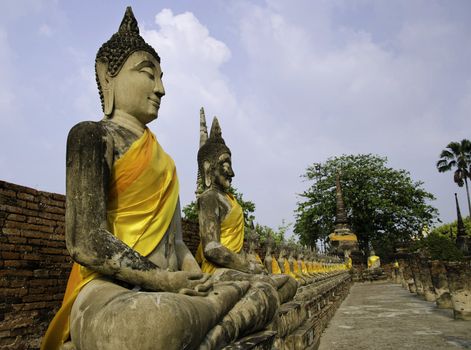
[0,180,202,349]
[182,219,200,256]
[0,181,70,350]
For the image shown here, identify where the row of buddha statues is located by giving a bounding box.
[243,229,349,280]
[40,7,350,350]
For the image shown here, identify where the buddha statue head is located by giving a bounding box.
[278,243,287,260]
[264,235,275,256]
[197,110,234,192]
[246,220,260,254]
[95,7,165,124]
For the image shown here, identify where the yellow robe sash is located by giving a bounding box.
[368,255,380,268]
[271,255,282,274]
[301,261,309,274]
[41,128,179,350]
[346,257,353,269]
[293,259,301,275]
[255,253,263,265]
[283,258,297,279]
[196,193,244,274]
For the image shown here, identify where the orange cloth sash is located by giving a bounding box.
[271,256,282,274]
[196,193,244,273]
[41,128,179,350]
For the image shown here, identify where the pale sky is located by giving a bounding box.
[1,0,471,236]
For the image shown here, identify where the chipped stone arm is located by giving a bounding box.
[198,193,262,274]
[65,122,206,293]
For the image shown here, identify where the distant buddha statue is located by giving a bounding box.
[245,220,266,269]
[345,250,353,269]
[41,7,277,350]
[263,236,282,274]
[277,243,288,273]
[195,111,297,305]
[298,248,311,276]
[367,250,381,269]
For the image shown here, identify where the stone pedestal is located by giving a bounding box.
[444,261,471,320]
[410,257,424,297]
[399,260,416,293]
[429,260,452,309]
[270,271,352,350]
[418,259,436,302]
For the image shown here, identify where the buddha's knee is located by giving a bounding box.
[72,292,212,350]
[70,281,251,350]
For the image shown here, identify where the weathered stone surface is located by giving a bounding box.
[223,331,277,350]
[444,261,471,320]
[409,256,425,297]
[418,258,436,302]
[429,260,453,309]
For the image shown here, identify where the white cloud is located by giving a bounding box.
[141,9,238,208]
[39,23,52,37]
[229,0,471,227]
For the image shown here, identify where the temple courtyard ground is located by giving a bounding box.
[318,281,471,350]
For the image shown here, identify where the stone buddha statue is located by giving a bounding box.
[245,221,266,269]
[344,250,353,269]
[286,245,308,284]
[277,243,289,274]
[41,8,280,350]
[195,111,297,304]
[263,236,283,274]
[367,250,381,269]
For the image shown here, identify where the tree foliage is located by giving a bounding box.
[294,154,438,258]
[431,217,471,238]
[413,232,464,261]
[182,186,256,224]
[255,219,291,245]
[436,139,471,217]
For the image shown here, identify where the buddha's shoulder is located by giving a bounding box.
[67,121,110,143]
[68,120,136,142]
[198,189,232,214]
[198,189,228,202]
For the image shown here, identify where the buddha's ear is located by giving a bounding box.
[96,59,115,116]
[203,161,211,188]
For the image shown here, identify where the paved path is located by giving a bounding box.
[318,282,471,350]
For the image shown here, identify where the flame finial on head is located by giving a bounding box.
[199,107,209,148]
[119,7,140,34]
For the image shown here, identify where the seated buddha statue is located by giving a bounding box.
[263,236,283,275]
[286,245,308,284]
[195,113,297,305]
[41,7,278,350]
[345,250,353,269]
[245,220,266,269]
[367,250,381,269]
[277,243,289,274]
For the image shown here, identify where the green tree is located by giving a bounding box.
[431,217,471,239]
[255,219,291,245]
[436,139,471,217]
[294,154,438,258]
[182,186,256,224]
[413,232,464,261]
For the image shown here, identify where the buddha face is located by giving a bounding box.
[112,51,165,124]
[213,152,234,191]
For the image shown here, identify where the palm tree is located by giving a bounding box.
[437,139,471,217]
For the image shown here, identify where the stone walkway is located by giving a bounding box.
[318,281,471,350]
